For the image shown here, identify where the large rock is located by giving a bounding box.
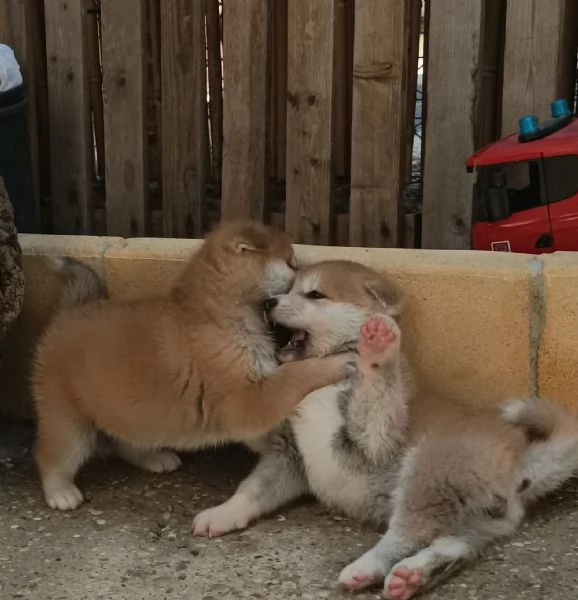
[0,176,24,350]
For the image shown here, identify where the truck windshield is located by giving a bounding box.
[475,160,543,222]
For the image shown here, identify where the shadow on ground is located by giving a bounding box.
[1,419,577,600]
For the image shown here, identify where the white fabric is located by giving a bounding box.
[0,44,23,93]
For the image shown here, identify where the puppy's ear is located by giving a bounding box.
[228,223,270,254]
[364,277,402,316]
[230,237,262,254]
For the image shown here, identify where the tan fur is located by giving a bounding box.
[33,220,353,510]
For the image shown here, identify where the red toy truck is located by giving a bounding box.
[467,99,578,253]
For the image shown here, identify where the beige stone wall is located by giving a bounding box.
[1,234,576,419]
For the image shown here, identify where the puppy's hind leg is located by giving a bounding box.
[113,442,182,473]
[193,432,308,537]
[338,528,419,592]
[383,535,479,600]
[381,476,523,598]
[35,404,97,511]
[340,441,524,597]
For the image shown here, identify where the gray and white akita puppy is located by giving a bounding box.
[193,260,578,600]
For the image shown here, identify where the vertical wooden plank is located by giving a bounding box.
[475,0,506,148]
[206,0,223,183]
[421,0,484,250]
[501,0,577,135]
[221,0,269,221]
[100,0,148,237]
[160,0,207,238]
[402,213,418,249]
[349,0,409,248]
[286,0,335,245]
[44,0,92,234]
[0,0,41,231]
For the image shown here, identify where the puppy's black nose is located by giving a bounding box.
[265,298,278,311]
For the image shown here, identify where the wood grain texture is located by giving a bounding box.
[501,0,577,135]
[100,0,148,237]
[349,0,409,248]
[221,0,269,221]
[475,0,506,148]
[160,0,207,238]
[45,0,92,234]
[421,0,484,250]
[286,0,335,244]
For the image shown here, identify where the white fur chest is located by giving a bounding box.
[290,383,369,516]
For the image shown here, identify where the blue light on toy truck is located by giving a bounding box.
[518,99,574,143]
[551,99,572,119]
[518,115,540,136]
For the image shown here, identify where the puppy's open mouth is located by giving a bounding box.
[263,307,308,353]
[280,328,308,352]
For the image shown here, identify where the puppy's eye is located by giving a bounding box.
[305,290,326,300]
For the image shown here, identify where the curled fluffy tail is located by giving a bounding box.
[501,397,578,503]
[52,257,106,310]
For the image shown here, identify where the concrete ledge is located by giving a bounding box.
[1,234,574,419]
[538,253,578,408]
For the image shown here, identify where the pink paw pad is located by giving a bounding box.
[359,316,398,368]
[384,566,422,600]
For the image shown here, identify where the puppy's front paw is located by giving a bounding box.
[138,451,182,473]
[338,551,386,591]
[192,499,252,538]
[359,315,400,371]
[44,483,84,511]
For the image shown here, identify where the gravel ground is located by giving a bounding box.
[1,418,578,600]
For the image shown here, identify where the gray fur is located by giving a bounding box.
[52,257,106,309]
[194,273,578,598]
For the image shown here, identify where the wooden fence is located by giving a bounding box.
[0,0,577,248]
